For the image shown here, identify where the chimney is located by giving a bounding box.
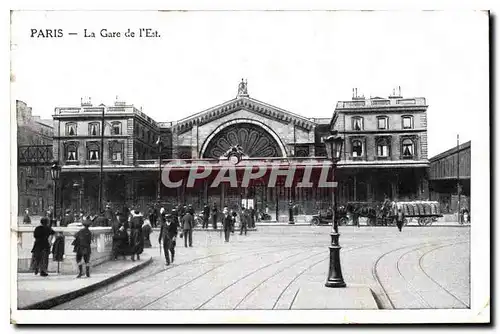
[81,96,92,106]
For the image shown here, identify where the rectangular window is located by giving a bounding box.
[352,118,363,131]
[402,116,413,129]
[89,123,100,136]
[378,118,387,130]
[112,151,122,161]
[66,124,77,136]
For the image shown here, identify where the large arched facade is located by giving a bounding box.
[200,119,287,159]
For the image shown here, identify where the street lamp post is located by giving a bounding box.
[50,161,61,226]
[324,131,346,288]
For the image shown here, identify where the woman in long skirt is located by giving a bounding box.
[129,210,144,261]
[30,217,55,276]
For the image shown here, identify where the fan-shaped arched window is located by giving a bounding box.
[402,138,415,158]
[352,140,363,157]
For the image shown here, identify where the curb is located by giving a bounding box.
[19,256,153,310]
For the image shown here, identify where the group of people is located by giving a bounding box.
[201,202,257,231]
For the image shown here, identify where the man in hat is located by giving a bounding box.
[222,207,232,242]
[211,202,218,230]
[159,212,179,265]
[73,218,92,278]
[202,203,210,229]
[181,209,194,248]
[288,201,295,224]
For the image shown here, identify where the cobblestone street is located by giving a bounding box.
[53,225,470,310]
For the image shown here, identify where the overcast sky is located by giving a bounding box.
[11,10,489,157]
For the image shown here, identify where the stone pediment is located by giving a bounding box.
[173,97,316,134]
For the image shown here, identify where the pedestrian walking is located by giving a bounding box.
[288,201,295,224]
[104,203,114,223]
[181,210,194,247]
[231,209,237,233]
[202,203,210,229]
[239,207,249,236]
[250,207,256,228]
[148,205,157,229]
[159,212,179,265]
[23,209,31,224]
[51,232,64,273]
[112,217,129,260]
[129,210,145,261]
[396,207,405,232]
[222,207,232,242]
[211,202,218,229]
[142,219,152,248]
[30,217,55,276]
[72,218,92,278]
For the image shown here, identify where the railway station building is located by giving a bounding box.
[51,82,430,218]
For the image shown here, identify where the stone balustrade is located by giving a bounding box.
[14,226,113,274]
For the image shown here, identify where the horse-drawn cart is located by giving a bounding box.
[310,200,442,226]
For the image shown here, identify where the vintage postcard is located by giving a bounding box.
[9,9,490,324]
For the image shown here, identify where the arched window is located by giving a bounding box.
[352,140,363,157]
[402,138,415,158]
[402,115,414,129]
[111,122,121,135]
[65,142,78,161]
[87,142,100,160]
[109,141,123,162]
[89,122,100,136]
[66,122,77,136]
[377,116,388,130]
[352,117,363,131]
[376,138,390,157]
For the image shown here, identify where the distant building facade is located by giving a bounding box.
[429,141,471,213]
[331,88,430,204]
[17,100,54,215]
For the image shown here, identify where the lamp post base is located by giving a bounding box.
[325,236,346,288]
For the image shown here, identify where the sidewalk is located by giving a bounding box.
[17,251,153,310]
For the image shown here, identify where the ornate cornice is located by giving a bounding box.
[173,97,316,134]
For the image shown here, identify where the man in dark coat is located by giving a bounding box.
[250,207,256,228]
[112,213,129,260]
[159,212,179,265]
[202,203,210,229]
[148,205,157,228]
[239,207,249,236]
[182,210,194,248]
[396,207,405,232]
[211,202,218,230]
[188,204,195,215]
[288,201,295,224]
[73,219,92,278]
[222,207,232,242]
[129,210,144,261]
[104,204,114,223]
[30,217,55,276]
